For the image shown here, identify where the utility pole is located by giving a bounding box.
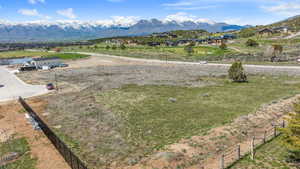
[54,71,58,92]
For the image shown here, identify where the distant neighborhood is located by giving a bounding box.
[0,41,92,53]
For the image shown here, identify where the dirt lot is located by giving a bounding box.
[13,56,300,169]
[0,100,70,169]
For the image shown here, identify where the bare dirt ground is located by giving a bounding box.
[0,100,70,169]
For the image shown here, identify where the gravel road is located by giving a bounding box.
[0,67,48,102]
[76,52,300,75]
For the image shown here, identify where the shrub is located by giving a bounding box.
[106,45,111,50]
[184,44,194,56]
[120,44,126,50]
[112,45,117,50]
[54,48,62,53]
[219,42,227,50]
[271,44,283,62]
[281,103,300,162]
[228,61,247,82]
[239,28,256,38]
[246,39,259,47]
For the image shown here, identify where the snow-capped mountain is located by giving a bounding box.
[0,19,246,42]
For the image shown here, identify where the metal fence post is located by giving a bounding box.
[69,151,73,169]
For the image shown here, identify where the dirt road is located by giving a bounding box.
[76,52,300,73]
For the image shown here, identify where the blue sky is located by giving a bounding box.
[1,0,300,25]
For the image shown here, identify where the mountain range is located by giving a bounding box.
[0,19,247,42]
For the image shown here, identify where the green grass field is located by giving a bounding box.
[96,76,300,151]
[230,136,297,169]
[0,138,36,169]
[0,50,89,60]
[0,51,49,58]
[45,53,89,60]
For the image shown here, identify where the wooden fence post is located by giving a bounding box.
[250,137,255,160]
[237,145,241,160]
[263,131,267,143]
[220,154,225,169]
[282,120,285,128]
[274,126,277,137]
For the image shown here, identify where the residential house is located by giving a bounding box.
[272,26,292,34]
[257,28,274,37]
[31,57,62,69]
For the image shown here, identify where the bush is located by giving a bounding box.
[246,39,259,47]
[184,44,194,56]
[239,28,256,38]
[219,42,227,50]
[228,61,247,82]
[106,45,110,50]
[54,48,62,53]
[281,103,300,162]
[120,44,126,50]
[112,45,117,50]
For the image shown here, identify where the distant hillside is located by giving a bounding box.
[90,29,212,44]
[270,15,300,31]
[0,19,246,43]
[237,15,300,38]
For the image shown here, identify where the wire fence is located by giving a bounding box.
[19,97,88,169]
[219,120,286,169]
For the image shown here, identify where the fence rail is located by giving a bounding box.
[219,121,285,169]
[18,97,88,169]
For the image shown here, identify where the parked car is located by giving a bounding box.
[19,66,37,71]
[46,83,55,90]
[199,61,208,64]
[59,63,69,67]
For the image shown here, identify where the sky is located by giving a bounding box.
[0,0,300,25]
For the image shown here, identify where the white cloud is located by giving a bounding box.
[18,9,39,16]
[28,0,45,4]
[164,12,216,24]
[262,2,300,16]
[57,8,77,19]
[18,8,51,20]
[94,16,139,27]
[163,0,217,10]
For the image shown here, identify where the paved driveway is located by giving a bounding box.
[0,67,48,102]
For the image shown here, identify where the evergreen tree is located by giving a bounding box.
[228,61,247,82]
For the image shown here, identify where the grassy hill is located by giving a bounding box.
[90,29,211,44]
[270,15,300,31]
